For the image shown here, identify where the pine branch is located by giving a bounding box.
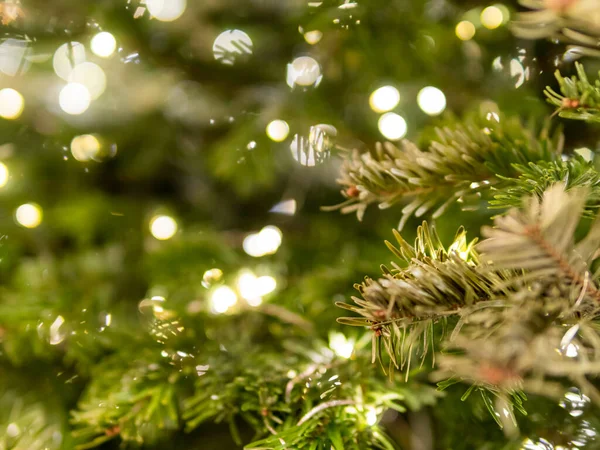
[512,1,600,58]
[545,62,600,123]
[325,115,562,229]
[490,156,600,217]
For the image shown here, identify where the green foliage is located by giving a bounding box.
[326,114,562,228]
[546,62,600,123]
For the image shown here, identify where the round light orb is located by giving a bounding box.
[287,56,322,88]
[0,88,24,119]
[304,30,323,45]
[59,83,91,115]
[417,86,446,116]
[146,0,187,22]
[0,162,8,187]
[68,62,107,100]
[150,215,178,240]
[71,134,101,162]
[15,203,42,228]
[213,29,253,65]
[210,286,237,314]
[378,113,407,141]
[481,6,504,30]
[90,32,117,58]
[266,120,290,142]
[455,21,476,41]
[369,86,400,113]
[53,42,86,80]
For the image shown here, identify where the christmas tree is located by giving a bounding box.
[2,0,600,448]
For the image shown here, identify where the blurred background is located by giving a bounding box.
[2,0,600,449]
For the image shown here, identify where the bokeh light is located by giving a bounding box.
[90,32,117,58]
[455,21,476,41]
[0,88,24,119]
[59,83,91,115]
[68,62,107,100]
[287,56,322,88]
[53,42,86,80]
[243,225,282,257]
[149,215,178,240]
[146,0,187,22]
[304,30,323,45]
[366,408,378,426]
[213,29,253,65]
[202,268,223,288]
[369,86,400,113]
[0,162,8,188]
[481,6,504,29]
[15,203,42,228]
[71,134,101,162]
[237,270,276,306]
[378,112,407,141]
[266,120,290,142]
[210,286,237,314]
[417,86,446,116]
[329,332,354,359]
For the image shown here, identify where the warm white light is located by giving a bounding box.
[59,83,91,115]
[71,134,101,162]
[243,225,283,257]
[304,30,323,45]
[510,58,528,88]
[0,88,24,119]
[481,6,504,30]
[90,32,117,58]
[210,286,238,314]
[150,215,178,240]
[202,268,223,288]
[287,56,322,88]
[266,120,290,142]
[456,21,476,41]
[369,86,400,113]
[68,62,107,100]
[15,203,42,228]
[0,162,8,187]
[237,271,276,303]
[146,0,187,22]
[213,29,253,65]
[565,343,579,358]
[378,112,407,141]
[366,408,378,426]
[53,42,86,80]
[329,332,354,359]
[417,86,446,116]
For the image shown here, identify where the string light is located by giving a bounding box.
[378,112,407,141]
[366,407,378,426]
[417,86,446,116]
[68,62,107,100]
[146,0,187,22]
[304,30,323,45]
[53,42,86,80]
[15,203,42,228]
[0,162,8,187]
[90,32,117,58]
[213,29,253,65]
[329,332,354,359]
[71,134,101,162]
[481,6,504,30]
[243,225,282,257]
[0,88,24,119]
[287,56,322,88]
[149,215,178,240]
[237,270,277,306]
[369,86,400,113]
[59,83,91,115]
[210,286,238,314]
[266,120,290,142]
[455,21,476,41]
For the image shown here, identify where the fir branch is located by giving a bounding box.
[545,62,600,122]
[326,115,562,229]
[490,156,600,217]
[512,1,600,58]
